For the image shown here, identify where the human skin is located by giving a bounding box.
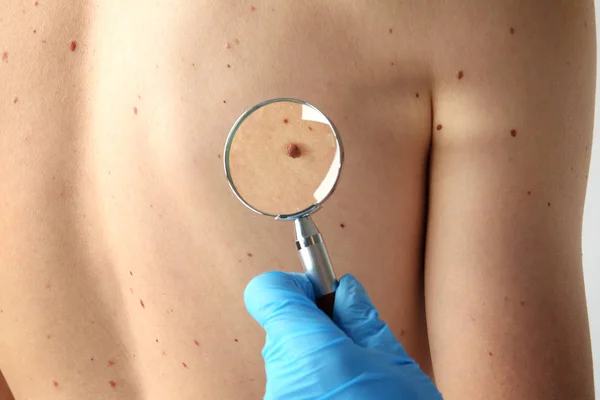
[0,0,595,399]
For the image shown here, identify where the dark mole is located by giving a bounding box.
[140,299,145,308]
[390,61,394,66]
[286,143,301,158]
[234,338,239,342]
[33,29,36,33]
[217,154,221,159]
[182,362,188,368]
[223,100,227,104]
[91,357,94,361]
[283,118,289,124]
[416,92,419,98]
[53,381,59,388]
[226,64,231,68]
[2,52,8,63]
[510,129,517,137]
[129,271,133,276]
[510,27,515,34]
[108,360,115,367]
[520,301,526,306]
[109,381,117,388]
[527,191,531,195]
[194,340,200,346]
[308,126,313,131]
[457,70,464,80]
[133,107,138,115]
[547,202,551,207]
[247,252,253,257]
[389,28,393,34]
[436,124,443,131]
[13,97,18,104]
[340,223,345,228]
[69,40,77,52]
[489,352,493,356]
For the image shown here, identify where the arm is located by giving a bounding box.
[425,1,595,398]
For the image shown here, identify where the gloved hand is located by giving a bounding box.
[244,272,442,400]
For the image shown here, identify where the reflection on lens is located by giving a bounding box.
[225,99,342,217]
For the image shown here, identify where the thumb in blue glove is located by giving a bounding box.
[244,272,442,400]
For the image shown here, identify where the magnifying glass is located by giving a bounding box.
[224,98,343,317]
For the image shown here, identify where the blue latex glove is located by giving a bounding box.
[244,272,442,400]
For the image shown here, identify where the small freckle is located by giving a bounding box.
[223,100,227,104]
[234,338,239,343]
[436,124,443,131]
[182,362,188,368]
[340,223,345,228]
[107,360,115,367]
[194,340,200,346]
[69,40,77,52]
[226,64,231,68]
[308,126,313,130]
[388,28,393,34]
[250,5,256,11]
[53,380,59,388]
[489,352,493,356]
[155,339,159,343]
[138,95,141,100]
[91,357,94,361]
[162,351,167,356]
[547,202,551,207]
[2,52,8,62]
[33,29,37,33]
[140,299,145,308]
[13,97,18,104]
[109,381,117,388]
[47,334,52,339]
[416,92,419,98]
[399,329,406,336]
[457,70,464,80]
[283,118,289,124]
[129,287,133,293]
[390,61,394,66]
[217,154,221,159]
[129,271,133,276]
[527,191,531,195]
[286,143,301,158]
[520,301,525,306]
[247,252,253,257]
[510,27,515,34]
[510,129,517,137]
[133,107,138,115]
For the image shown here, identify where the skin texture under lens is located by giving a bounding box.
[227,101,339,216]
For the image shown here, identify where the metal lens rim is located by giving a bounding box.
[223,97,344,221]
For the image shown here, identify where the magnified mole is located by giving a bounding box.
[285,143,301,158]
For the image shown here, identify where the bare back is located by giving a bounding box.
[0,1,595,399]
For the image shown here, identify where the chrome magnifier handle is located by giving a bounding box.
[294,216,338,318]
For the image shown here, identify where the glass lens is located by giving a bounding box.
[225,99,342,217]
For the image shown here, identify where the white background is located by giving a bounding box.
[584,5,600,396]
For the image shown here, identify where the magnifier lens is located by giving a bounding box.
[226,100,341,217]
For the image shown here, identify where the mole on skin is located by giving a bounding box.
[286,143,301,158]
[457,70,464,80]
[510,129,517,137]
[69,40,77,52]
[436,124,443,131]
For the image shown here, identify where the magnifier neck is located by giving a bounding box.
[294,216,324,250]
